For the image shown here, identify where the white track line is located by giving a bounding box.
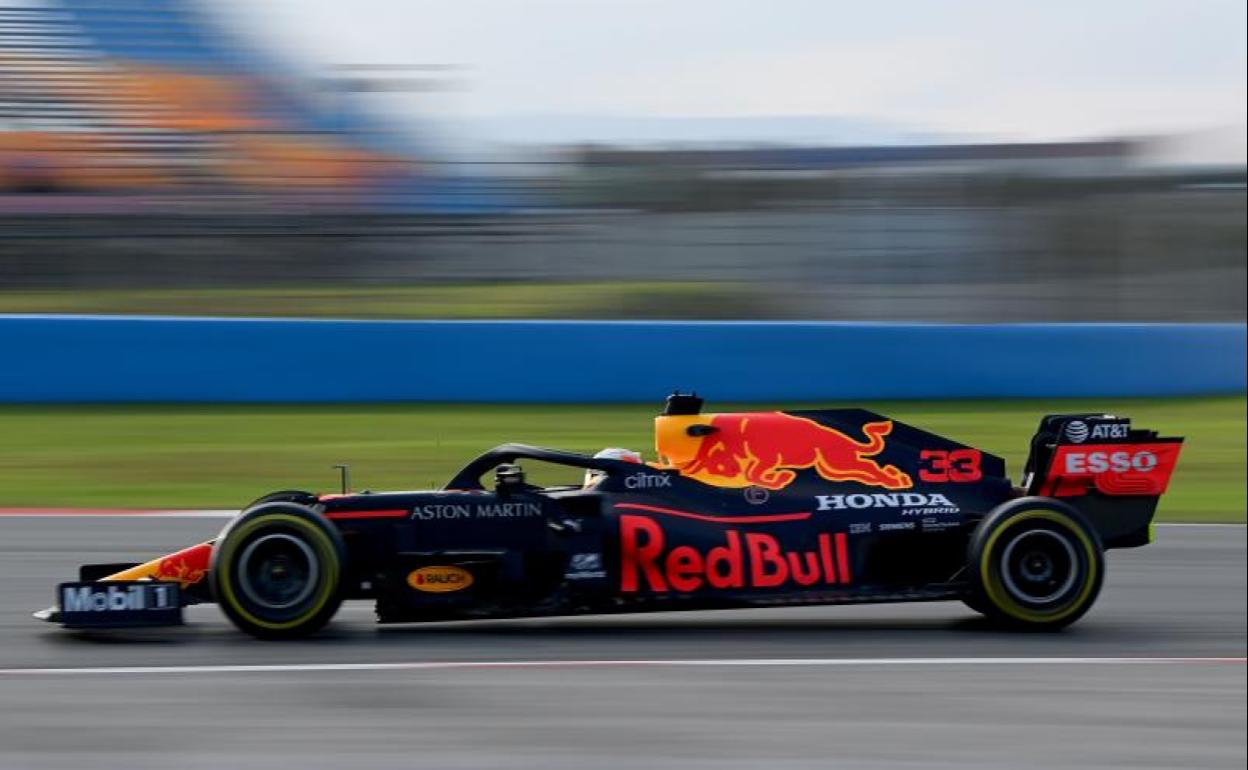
[1157,522,1248,528]
[0,657,1243,677]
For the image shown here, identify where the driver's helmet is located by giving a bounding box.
[583,447,643,487]
[494,463,526,489]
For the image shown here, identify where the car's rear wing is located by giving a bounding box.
[1022,414,1184,547]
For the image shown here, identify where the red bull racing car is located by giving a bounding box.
[35,394,1183,638]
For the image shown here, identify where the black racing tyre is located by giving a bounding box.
[967,497,1104,630]
[210,503,345,639]
[244,489,318,508]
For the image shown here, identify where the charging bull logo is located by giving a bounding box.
[152,542,212,588]
[682,413,912,491]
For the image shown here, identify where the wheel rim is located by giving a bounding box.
[237,533,319,610]
[999,528,1078,605]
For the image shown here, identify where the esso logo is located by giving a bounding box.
[1064,450,1158,474]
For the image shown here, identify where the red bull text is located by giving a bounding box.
[620,514,851,593]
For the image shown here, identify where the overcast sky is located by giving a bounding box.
[218,0,1247,146]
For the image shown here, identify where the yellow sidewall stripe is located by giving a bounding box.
[980,509,1099,624]
[216,514,339,631]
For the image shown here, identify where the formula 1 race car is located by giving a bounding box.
[35,394,1184,638]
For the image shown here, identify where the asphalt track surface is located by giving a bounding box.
[0,516,1244,770]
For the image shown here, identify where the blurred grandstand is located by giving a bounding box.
[0,0,504,211]
[0,0,1244,321]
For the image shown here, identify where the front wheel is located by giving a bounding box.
[210,503,345,639]
[966,498,1104,630]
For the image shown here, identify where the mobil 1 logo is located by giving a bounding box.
[57,580,182,628]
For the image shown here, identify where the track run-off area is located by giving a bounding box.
[0,514,1244,769]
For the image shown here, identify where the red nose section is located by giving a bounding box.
[96,541,215,588]
[152,542,213,588]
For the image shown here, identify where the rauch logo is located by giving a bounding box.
[407,566,474,593]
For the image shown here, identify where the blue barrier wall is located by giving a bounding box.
[0,316,1243,402]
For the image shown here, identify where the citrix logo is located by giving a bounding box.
[625,474,672,489]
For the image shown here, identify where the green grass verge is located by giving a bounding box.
[0,282,773,320]
[0,397,1241,521]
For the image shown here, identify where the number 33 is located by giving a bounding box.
[919,449,982,482]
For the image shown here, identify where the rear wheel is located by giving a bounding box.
[210,503,345,639]
[967,498,1103,629]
